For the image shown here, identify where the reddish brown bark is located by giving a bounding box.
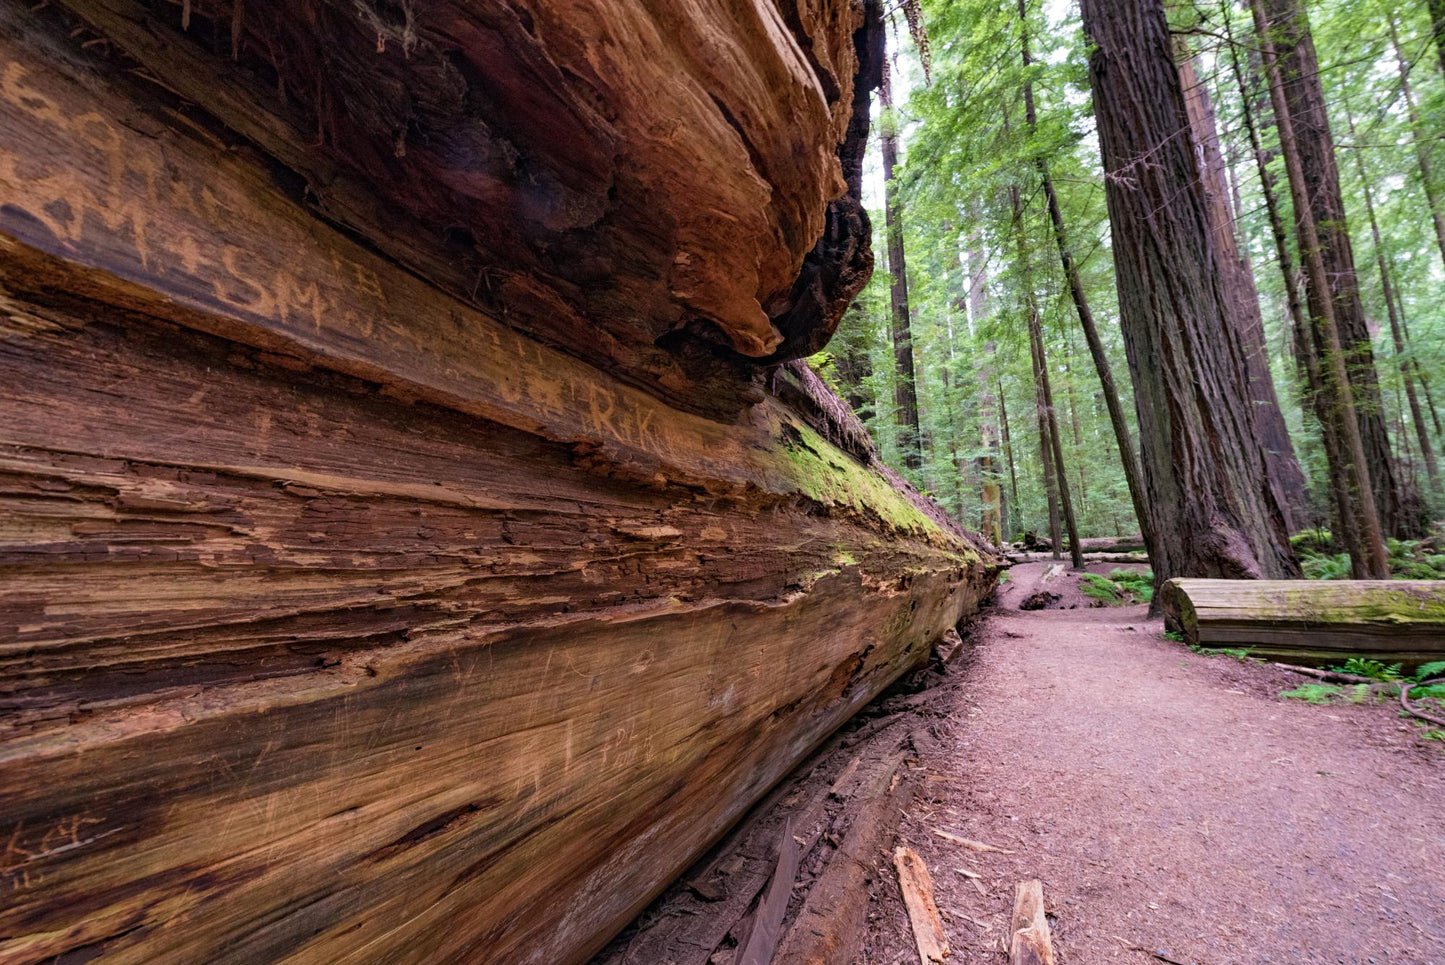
[1250,0,1391,578]
[1176,45,1310,528]
[1262,0,1420,537]
[1079,0,1298,584]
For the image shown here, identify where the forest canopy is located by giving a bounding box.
[819,0,1444,580]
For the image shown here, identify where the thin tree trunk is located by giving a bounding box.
[1250,0,1391,577]
[1389,15,1445,271]
[1263,0,1416,537]
[1344,99,1441,497]
[1009,182,1082,568]
[1080,0,1299,587]
[971,242,1005,545]
[1019,0,1155,556]
[1176,43,1310,526]
[999,376,1020,532]
[1395,273,1445,440]
[879,40,922,471]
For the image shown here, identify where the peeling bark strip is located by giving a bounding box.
[0,5,996,964]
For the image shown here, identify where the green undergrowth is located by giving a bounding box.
[1295,532,1445,581]
[1279,661,1445,713]
[1081,568,1154,605]
[1190,644,1254,661]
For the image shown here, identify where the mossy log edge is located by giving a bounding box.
[1160,578,1445,668]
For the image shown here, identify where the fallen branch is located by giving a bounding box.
[1401,676,1445,728]
[1276,663,1382,685]
[734,819,802,965]
[894,846,950,964]
[933,829,1015,853]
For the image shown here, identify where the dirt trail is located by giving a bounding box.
[864,561,1445,964]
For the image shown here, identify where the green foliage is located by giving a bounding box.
[1107,568,1155,603]
[1080,573,1121,603]
[1280,683,1343,704]
[1191,645,1252,660]
[1289,529,1333,553]
[1162,630,1185,643]
[1080,568,1153,606]
[1333,658,1403,681]
[1414,661,1445,682]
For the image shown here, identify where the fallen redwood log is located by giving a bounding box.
[0,2,996,963]
[1160,579,1445,668]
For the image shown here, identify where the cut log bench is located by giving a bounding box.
[0,1,998,963]
[1161,579,1445,668]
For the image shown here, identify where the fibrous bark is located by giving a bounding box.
[1176,44,1310,527]
[0,2,995,962]
[1262,0,1420,537]
[1080,0,1298,585]
[1251,0,1391,578]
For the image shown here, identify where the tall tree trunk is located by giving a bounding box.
[1079,0,1299,586]
[1344,100,1441,497]
[999,377,1020,535]
[1389,15,1445,271]
[1018,0,1155,555]
[1262,0,1417,537]
[1227,24,1359,545]
[1009,184,1082,568]
[879,42,923,472]
[1176,43,1310,526]
[1250,0,1391,577]
[1394,283,1445,441]
[1431,0,1445,83]
[971,244,1005,546]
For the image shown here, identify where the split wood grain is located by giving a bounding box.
[893,846,950,964]
[1008,880,1055,965]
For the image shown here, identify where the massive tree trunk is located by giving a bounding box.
[0,2,996,962]
[1175,44,1310,527]
[1262,0,1420,537]
[879,39,924,471]
[1079,0,1298,585]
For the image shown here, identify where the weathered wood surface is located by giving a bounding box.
[1161,579,1445,667]
[1008,880,1055,965]
[0,4,995,964]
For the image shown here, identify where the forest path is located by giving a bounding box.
[865,560,1445,964]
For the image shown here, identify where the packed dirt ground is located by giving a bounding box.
[860,561,1445,964]
[599,560,1445,965]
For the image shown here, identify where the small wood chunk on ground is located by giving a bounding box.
[1008,879,1055,965]
[893,846,950,964]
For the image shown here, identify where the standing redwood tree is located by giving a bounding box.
[1262,0,1418,537]
[1176,46,1310,526]
[879,45,923,471]
[1079,0,1298,584]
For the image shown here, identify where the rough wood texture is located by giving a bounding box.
[1008,880,1055,965]
[1160,579,1445,668]
[0,4,995,963]
[893,846,950,965]
[1080,0,1298,585]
